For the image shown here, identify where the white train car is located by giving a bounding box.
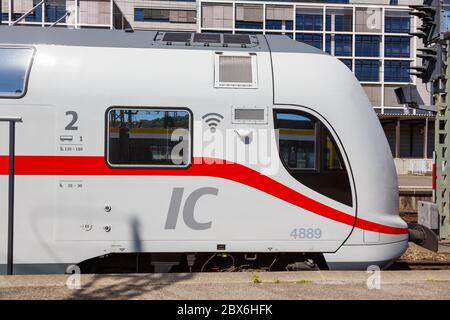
[0,27,411,274]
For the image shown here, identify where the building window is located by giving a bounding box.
[0,47,34,98]
[274,109,352,206]
[265,5,293,30]
[335,34,352,56]
[355,60,380,82]
[235,20,263,29]
[326,34,331,54]
[325,34,352,56]
[296,14,323,31]
[335,14,352,31]
[339,59,352,71]
[355,35,380,57]
[266,20,282,30]
[385,36,410,58]
[107,108,191,167]
[235,4,263,29]
[24,0,66,23]
[385,16,410,33]
[1,12,23,22]
[134,8,196,23]
[385,60,410,82]
[326,13,352,31]
[266,19,293,30]
[201,3,233,29]
[296,33,323,50]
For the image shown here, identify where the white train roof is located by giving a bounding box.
[0,26,326,55]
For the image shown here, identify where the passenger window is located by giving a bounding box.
[274,109,352,206]
[0,47,33,98]
[107,108,191,167]
[276,113,317,170]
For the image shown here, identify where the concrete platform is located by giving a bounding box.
[398,175,432,189]
[1,271,449,300]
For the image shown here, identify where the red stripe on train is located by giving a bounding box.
[0,155,408,235]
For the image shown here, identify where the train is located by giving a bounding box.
[0,26,426,274]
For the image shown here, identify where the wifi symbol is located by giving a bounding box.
[202,113,224,133]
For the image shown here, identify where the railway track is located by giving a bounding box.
[390,261,450,270]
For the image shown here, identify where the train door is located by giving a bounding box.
[0,46,35,274]
[271,107,356,249]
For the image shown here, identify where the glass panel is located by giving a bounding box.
[335,34,352,56]
[384,60,410,82]
[326,7,352,32]
[0,47,33,97]
[274,109,352,206]
[134,8,196,23]
[326,34,332,54]
[0,0,67,23]
[295,7,323,31]
[235,4,263,29]
[355,59,380,82]
[266,5,293,30]
[323,133,344,170]
[275,112,316,170]
[385,12,410,33]
[355,35,380,57]
[385,36,410,58]
[201,3,233,29]
[295,33,323,50]
[108,109,190,166]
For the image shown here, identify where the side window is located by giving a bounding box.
[107,108,191,167]
[274,109,352,206]
[276,113,317,170]
[0,47,34,98]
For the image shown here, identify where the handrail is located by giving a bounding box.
[0,117,22,275]
[0,117,23,122]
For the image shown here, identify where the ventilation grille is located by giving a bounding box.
[232,107,267,123]
[235,109,265,121]
[218,56,253,84]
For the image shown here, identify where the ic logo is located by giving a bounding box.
[202,113,223,133]
[165,187,219,230]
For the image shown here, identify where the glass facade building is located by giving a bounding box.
[197,0,419,116]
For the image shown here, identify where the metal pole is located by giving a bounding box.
[8,0,12,26]
[423,117,429,159]
[49,11,70,27]
[6,121,15,276]
[395,119,401,158]
[0,116,22,276]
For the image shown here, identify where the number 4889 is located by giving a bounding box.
[290,228,322,240]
